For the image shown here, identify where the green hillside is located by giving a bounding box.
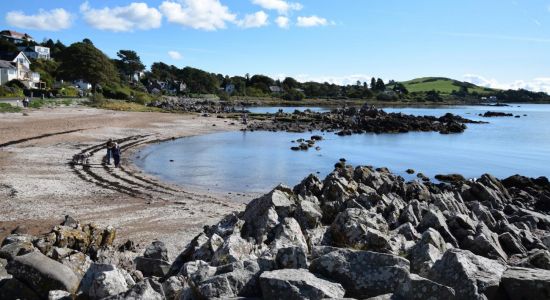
[396,77,498,95]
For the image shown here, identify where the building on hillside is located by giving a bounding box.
[18,46,51,60]
[0,51,42,88]
[269,86,283,94]
[0,30,34,44]
[74,79,92,90]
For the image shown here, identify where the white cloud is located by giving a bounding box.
[296,15,328,27]
[168,51,183,60]
[464,74,550,94]
[80,2,161,32]
[160,0,236,31]
[251,0,302,15]
[5,8,73,31]
[237,11,269,28]
[275,16,290,28]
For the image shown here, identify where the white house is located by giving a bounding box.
[74,79,92,90]
[0,60,17,85]
[0,52,41,88]
[18,46,51,60]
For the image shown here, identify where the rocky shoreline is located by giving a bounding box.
[246,106,486,135]
[2,163,550,299]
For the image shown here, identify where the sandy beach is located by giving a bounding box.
[0,105,248,258]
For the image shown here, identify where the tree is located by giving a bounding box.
[0,39,18,53]
[58,41,119,93]
[115,50,145,80]
[370,77,376,90]
[282,77,300,92]
[375,78,386,91]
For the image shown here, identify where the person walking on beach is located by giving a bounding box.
[112,142,121,168]
[105,139,115,165]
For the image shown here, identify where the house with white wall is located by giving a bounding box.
[0,52,41,88]
[18,46,51,60]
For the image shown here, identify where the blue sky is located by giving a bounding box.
[1,0,549,92]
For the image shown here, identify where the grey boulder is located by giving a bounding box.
[6,251,79,298]
[259,268,345,300]
[309,248,410,298]
[428,249,506,300]
[499,267,550,300]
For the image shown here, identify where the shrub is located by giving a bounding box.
[282,89,305,101]
[5,79,26,89]
[0,85,23,97]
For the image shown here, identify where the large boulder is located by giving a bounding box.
[241,186,296,244]
[275,246,307,269]
[259,268,345,300]
[135,241,171,277]
[6,251,79,298]
[0,277,40,300]
[79,263,135,299]
[330,208,390,252]
[309,248,410,298]
[269,218,309,255]
[499,267,550,300]
[103,279,163,300]
[0,241,34,260]
[409,228,448,277]
[428,249,506,300]
[395,274,455,300]
[0,258,9,280]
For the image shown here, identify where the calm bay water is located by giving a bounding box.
[134,104,550,194]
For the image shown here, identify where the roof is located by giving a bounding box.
[269,86,283,92]
[0,60,15,69]
[0,51,30,63]
[0,30,33,40]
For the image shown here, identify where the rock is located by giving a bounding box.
[464,223,508,261]
[48,290,72,300]
[241,186,296,244]
[11,225,28,235]
[435,174,465,183]
[211,234,255,266]
[79,263,135,299]
[104,280,163,300]
[275,246,307,269]
[136,241,170,277]
[309,248,410,298]
[409,229,448,277]
[0,241,34,260]
[428,249,506,300]
[295,199,323,230]
[499,267,550,300]
[0,258,9,280]
[259,269,345,300]
[269,218,309,255]
[61,251,93,280]
[1,234,33,247]
[144,241,169,261]
[162,276,185,300]
[406,169,415,174]
[6,251,79,298]
[61,215,79,228]
[517,249,550,270]
[417,209,458,247]
[330,208,390,252]
[499,232,527,255]
[196,264,260,298]
[135,256,171,278]
[0,277,41,300]
[395,274,455,300]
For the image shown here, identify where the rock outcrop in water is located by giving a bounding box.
[247,106,485,135]
[481,111,514,117]
[2,165,550,299]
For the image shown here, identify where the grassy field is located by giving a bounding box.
[0,103,22,113]
[396,77,497,95]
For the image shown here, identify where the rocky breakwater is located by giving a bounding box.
[3,165,550,299]
[246,105,486,135]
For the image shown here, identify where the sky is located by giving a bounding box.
[1,0,549,92]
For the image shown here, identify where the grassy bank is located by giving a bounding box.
[0,103,22,113]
